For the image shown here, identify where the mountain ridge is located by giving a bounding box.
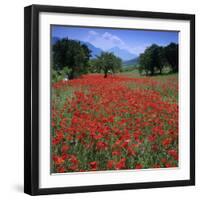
[123,57,139,67]
[52,37,138,61]
[107,46,137,61]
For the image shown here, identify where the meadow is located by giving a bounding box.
[51,71,178,173]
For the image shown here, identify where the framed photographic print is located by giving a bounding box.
[24,4,195,195]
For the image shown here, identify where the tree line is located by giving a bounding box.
[52,38,178,81]
[139,43,178,76]
[52,38,122,80]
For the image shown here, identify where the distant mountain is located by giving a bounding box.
[108,47,137,61]
[52,38,102,58]
[123,57,139,67]
[80,41,102,58]
[52,38,138,61]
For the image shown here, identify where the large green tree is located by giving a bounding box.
[157,46,166,74]
[139,43,176,76]
[95,52,122,78]
[139,44,163,76]
[53,38,91,79]
[164,43,178,73]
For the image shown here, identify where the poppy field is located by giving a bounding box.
[51,73,178,173]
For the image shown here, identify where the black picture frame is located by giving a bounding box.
[24,4,195,196]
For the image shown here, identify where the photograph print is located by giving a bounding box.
[51,25,179,174]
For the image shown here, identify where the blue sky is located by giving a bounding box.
[52,25,178,56]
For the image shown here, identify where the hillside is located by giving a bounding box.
[123,57,139,67]
[108,47,137,61]
[80,41,102,58]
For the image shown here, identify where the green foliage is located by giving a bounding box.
[52,66,72,83]
[138,43,178,76]
[94,52,122,78]
[88,59,101,73]
[164,43,178,73]
[52,70,62,83]
[53,38,91,79]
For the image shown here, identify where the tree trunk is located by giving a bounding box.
[160,68,162,74]
[104,69,108,78]
[69,70,74,80]
[150,66,154,76]
[150,71,154,76]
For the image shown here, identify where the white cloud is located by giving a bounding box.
[102,32,125,46]
[84,30,148,55]
[129,43,153,55]
[85,31,128,51]
[88,30,98,36]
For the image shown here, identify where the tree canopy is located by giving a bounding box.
[139,43,178,76]
[92,52,122,78]
[164,43,178,73]
[52,38,91,79]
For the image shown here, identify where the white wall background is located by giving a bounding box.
[0,0,199,199]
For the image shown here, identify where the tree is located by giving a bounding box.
[139,44,167,76]
[164,43,178,73]
[139,52,151,75]
[53,38,91,79]
[95,52,122,78]
[139,44,157,76]
[157,46,166,74]
[88,58,102,73]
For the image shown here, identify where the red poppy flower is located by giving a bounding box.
[53,155,64,165]
[90,161,98,170]
[115,158,126,170]
[162,138,172,147]
[107,160,115,169]
[168,149,178,160]
[135,164,143,169]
